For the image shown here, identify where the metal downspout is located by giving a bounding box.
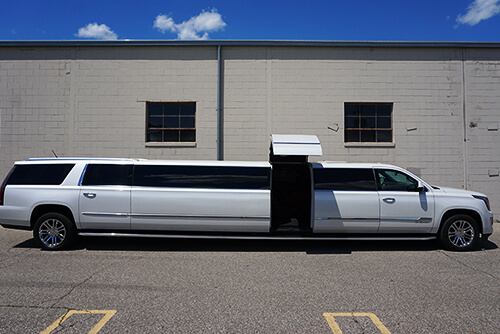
[217,45,223,160]
[461,48,468,189]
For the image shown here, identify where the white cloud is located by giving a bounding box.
[153,15,176,33]
[456,0,500,26]
[153,9,226,40]
[76,23,118,40]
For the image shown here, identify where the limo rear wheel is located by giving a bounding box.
[33,213,76,251]
[439,214,479,251]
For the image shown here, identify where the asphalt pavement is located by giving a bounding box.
[0,226,499,333]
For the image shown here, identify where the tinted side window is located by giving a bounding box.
[314,168,376,191]
[376,169,418,191]
[134,165,270,189]
[82,164,133,186]
[7,164,75,185]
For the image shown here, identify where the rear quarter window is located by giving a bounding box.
[7,164,75,185]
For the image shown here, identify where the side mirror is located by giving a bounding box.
[416,181,426,192]
[408,181,426,192]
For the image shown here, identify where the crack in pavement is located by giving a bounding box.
[28,267,106,309]
[52,270,101,308]
[0,304,68,310]
[438,250,500,281]
[0,248,28,268]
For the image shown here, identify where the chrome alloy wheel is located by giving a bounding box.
[448,220,475,248]
[38,218,67,248]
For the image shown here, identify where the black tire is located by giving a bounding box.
[33,213,76,251]
[439,214,479,251]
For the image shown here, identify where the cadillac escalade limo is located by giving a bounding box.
[0,135,493,251]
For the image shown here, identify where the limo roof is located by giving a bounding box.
[315,161,404,170]
[20,158,404,170]
[20,158,271,167]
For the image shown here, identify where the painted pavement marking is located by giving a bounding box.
[40,309,117,334]
[323,312,392,334]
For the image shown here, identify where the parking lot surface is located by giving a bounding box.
[0,226,499,333]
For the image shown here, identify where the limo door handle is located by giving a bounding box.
[83,192,97,199]
[382,198,396,204]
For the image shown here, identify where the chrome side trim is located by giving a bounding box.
[82,212,270,220]
[316,217,378,221]
[317,217,433,223]
[78,232,437,241]
[82,212,129,217]
[381,217,433,223]
[132,214,270,220]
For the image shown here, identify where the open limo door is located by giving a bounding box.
[269,135,322,233]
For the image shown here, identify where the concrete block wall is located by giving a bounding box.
[0,43,499,216]
[221,46,499,216]
[464,49,500,217]
[68,46,219,161]
[0,46,219,177]
[223,47,466,179]
[0,55,71,174]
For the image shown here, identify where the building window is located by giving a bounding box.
[146,102,196,143]
[344,103,393,143]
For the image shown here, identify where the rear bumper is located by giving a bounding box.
[0,206,31,230]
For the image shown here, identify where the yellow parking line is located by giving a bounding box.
[40,309,117,334]
[323,312,392,334]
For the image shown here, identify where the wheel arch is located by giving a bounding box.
[438,209,482,235]
[30,204,76,230]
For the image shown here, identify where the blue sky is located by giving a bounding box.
[1,0,499,41]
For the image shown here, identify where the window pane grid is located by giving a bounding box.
[344,103,393,143]
[147,102,196,143]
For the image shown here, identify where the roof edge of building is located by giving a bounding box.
[0,40,500,48]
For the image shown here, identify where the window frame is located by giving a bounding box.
[344,103,394,145]
[145,102,196,144]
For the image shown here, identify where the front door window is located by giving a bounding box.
[376,169,419,192]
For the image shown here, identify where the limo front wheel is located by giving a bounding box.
[33,213,76,250]
[439,214,479,251]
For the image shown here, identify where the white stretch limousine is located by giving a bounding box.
[0,135,493,251]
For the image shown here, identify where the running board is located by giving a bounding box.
[78,232,437,241]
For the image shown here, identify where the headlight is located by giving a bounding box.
[473,195,491,211]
